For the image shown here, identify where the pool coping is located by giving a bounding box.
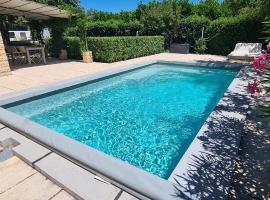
[0,60,250,200]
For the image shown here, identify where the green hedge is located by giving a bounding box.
[61,36,164,62]
[87,36,165,62]
[66,20,143,37]
[207,14,262,55]
[88,20,143,37]
[64,37,82,59]
[178,15,211,50]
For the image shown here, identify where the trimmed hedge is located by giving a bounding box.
[87,36,165,63]
[64,37,82,59]
[61,36,164,62]
[207,14,262,55]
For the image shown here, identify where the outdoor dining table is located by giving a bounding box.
[25,46,46,64]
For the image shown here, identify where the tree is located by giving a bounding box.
[87,10,136,22]
[137,0,181,46]
[69,7,90,51]
[224,0,270,17]
[192,0,226,20]
[179,0,193,17]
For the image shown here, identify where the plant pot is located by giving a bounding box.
[170,43,190,54]
[82,51,93,63]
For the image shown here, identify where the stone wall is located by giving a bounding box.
[0,32,11,75]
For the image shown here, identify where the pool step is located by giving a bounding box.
[0,127,51,166]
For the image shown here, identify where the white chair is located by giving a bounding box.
[27,49,42,64]
[228,43,262,60]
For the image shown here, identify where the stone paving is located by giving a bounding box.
[0,156,75,200]
[0,125,138,200]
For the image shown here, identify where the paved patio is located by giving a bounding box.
[0,53,231,96]
[0,156,75,200]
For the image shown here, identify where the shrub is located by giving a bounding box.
[138,1,181,46]
[191,0,229,20]
[87,36,165,63]
[178,15,210,50]
[44,37,52,54]
[45,37,82,59]
[64,37,82,59]
[47,19,68,57]
[194,38,207,54]
[87,20,143,37]
[207,13,262,55]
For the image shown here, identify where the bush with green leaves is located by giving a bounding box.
[207,13,262,55]
[137,1,181,47]
[194,38,207,54]
[64,37,82,59]
[178,15,210,50]
[87,20,142,37]
[87,36,165,63]
[47,18,69,57]
[191,0,230,20]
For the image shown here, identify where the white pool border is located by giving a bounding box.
[0,60,249,200]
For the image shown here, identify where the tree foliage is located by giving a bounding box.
[13,0,269,56]
[136,0,181,46]
[192,0,231,20]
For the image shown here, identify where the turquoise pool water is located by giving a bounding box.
[5,63,238,178]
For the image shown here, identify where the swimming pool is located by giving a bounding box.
[3,63,238,179]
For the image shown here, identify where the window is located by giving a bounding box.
[20,32,27,40]
[9,32,15,38]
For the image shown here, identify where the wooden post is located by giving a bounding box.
[0,32,11,75]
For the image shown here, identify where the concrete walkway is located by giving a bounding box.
[0,53,230,96]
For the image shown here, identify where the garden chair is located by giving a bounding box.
[27,48,43,64]
[5,46,27,64]
[228,43,262,60]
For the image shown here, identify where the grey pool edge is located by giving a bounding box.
[0,60,250,200]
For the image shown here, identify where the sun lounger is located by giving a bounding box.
[228,43,262,60]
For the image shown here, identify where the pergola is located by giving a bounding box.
[0,0,68,20]
[0,0,68,75]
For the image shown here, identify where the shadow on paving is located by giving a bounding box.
[9,57,79,71]
[228,97,270,200]
[171,66,253,199]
